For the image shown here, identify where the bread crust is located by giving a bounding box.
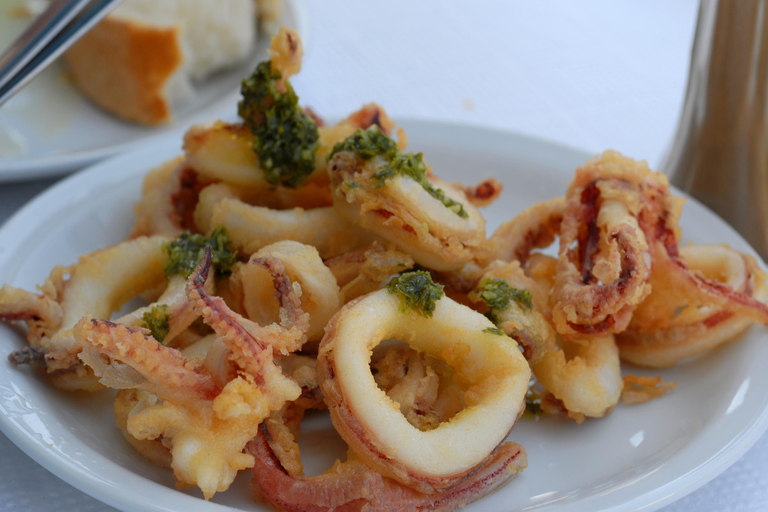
[64,17,183,125]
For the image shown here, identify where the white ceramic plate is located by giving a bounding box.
[1,120,768,512]
[0,0,307,182]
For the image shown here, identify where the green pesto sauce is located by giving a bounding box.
[163,226,236,278]
[386,271,445,318]
[141,304,170,344]
[477,277,533,324]
[331,126,468,218]
[238,61,319,188]
[483,327,505,336]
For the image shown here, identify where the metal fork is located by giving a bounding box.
[0,0,124,108]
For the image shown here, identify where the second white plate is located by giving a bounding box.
[0,0,307,182]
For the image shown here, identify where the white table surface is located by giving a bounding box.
[3,1,768,511]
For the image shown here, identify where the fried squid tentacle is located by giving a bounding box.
[186,249,304,406]
[75,319,219,407]
[74,317,270,499]
[471,261,622,421]
[551,152,655,338]
[4,236,170,390]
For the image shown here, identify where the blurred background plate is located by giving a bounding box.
[0,0,307,182]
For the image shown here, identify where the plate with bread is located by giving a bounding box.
[0,0,306,181]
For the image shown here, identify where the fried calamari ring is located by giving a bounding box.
[204,197,375,259]
[129,157,187,238]
[324,242,415,303]
[248,423,527,512]
[130,158,215,238]
[618,245,768,367]
[328,148,487,271]
[317,288,530,493]
[487,197,565,264]
[233,241,341,343]
[551,151,655,338]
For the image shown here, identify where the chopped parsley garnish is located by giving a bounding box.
[163,226,236,278]
[483,327,505,336]
[238,61,319,188]
[141,305,170,344]
[475,278,533,325]
[331,126,468,218]
[330,125,399,159]
[386,271,445,318]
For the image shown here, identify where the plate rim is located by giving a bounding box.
[0,119,767,512]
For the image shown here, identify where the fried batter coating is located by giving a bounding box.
[328,139,488,271]
[551,151,655,338]
[232,241,341,343]
[618,244,768,367]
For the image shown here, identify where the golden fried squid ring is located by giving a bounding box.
[233,241,341,343]
[74,251,307,498]
[487,197,565,264]
[551,152,656,338]
[531,335,623,423]
[248,422,527,512]
[317,289,530,493]
[328,151,487,271]
[129,158,214,237]
[129,157,186,238]
[205,197,375,259]
[324,242,415,303]
[4,236,169,389]
[618,244,768,367]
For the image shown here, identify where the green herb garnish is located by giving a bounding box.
[163,226,236,278]
[331,126,468,218]
[386,271,445,318]
[476,278,533,325]
[329,125,400,160]
[483,327,505,336]
[238,61,319,188]
[141,304,170,344]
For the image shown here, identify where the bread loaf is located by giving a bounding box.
[64,0,275,125]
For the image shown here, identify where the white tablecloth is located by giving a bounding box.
[5,1,768,510]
